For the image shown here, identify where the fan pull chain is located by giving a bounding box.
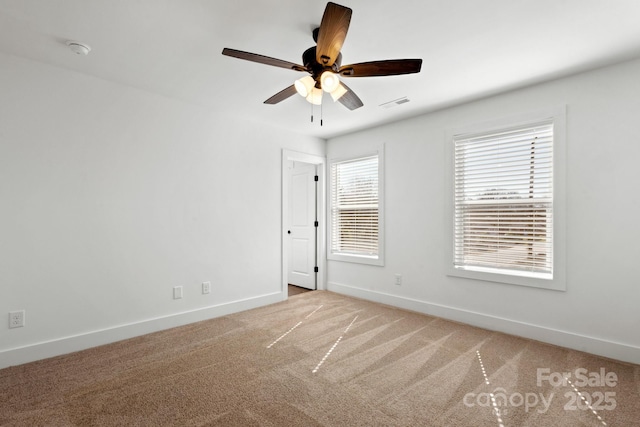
[308,92,323,126]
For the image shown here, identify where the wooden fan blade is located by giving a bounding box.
[336,82,363,110]
[222,48,307,72]
[264,85,298,104]
[316,2,352,67]
[339,59,423,77]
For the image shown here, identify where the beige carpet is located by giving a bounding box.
[1,291,638,426]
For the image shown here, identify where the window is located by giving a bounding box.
[447,108,565,290]
[329,150,384,265]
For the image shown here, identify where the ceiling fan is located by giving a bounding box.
[221,2,422,111]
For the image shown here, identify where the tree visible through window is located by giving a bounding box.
[330,155,380,259]
[453,122,554,278]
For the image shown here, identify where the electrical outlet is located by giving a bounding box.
[173,286,183,299]
[9,310,25,328]
[395,274,402,286]
[202,281,211,294]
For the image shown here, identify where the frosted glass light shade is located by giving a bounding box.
[320,71,340,92]
[294,76,315,98]
[330,83,348,101]
[306,87,323,105]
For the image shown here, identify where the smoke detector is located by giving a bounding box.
[66,41,91,55]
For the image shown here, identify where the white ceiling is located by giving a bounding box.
[2,0,640,139]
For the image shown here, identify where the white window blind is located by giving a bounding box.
[330,155,379,257]
[454,121,554,278]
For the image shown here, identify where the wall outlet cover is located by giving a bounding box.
[9,310,25,328]
[202,281,211,294]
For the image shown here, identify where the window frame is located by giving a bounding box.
[328,146,385,266]
[445,107,566,291]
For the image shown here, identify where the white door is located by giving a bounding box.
[288,162,317,290]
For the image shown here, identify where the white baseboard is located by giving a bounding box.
[328,282,640,365]
[0,291,285,370]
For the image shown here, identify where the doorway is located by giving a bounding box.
[282,150,326,297]
[287,284,313,296]
[288,162,317,290]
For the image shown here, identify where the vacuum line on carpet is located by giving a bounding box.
[312,315,358,374]
[267,305,323,348]
[475,350,506,427]
[305,305,324,319]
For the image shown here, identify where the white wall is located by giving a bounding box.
[0,53,324,368]
[3,52,638,369]
[326,58,640,364]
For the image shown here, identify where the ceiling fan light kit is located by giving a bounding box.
[222,1,422,120]
[296,72,344,104]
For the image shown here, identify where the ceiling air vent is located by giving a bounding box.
[379,97,410,109]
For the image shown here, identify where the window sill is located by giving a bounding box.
[328,252,384,266]
[447,265,565,291]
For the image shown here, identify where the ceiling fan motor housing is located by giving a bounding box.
[302,46,341,86]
